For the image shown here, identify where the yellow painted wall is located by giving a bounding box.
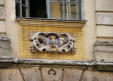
[2,0,96,60]
[19,25,86,60]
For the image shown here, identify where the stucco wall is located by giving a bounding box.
[82,0,96,60]
[4,0,19,57]
[19,25,86,60]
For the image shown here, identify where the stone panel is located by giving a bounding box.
[97,26,113,37]
[0,21,6,32]
[102,72,113,81]
[42,68,62,81]
[96,13,113,25]
[94,41,113,62]
[0,40,10,48]
[95,46,113,52]
[0,47,11,56]
[0,69,23,81]
[95,52,113,62]
[83,71,101,81]
[0,35,11,56]
[63,69,82,81]
[21,67,43,81]
[96,0,113,11]
[0,7,5,20]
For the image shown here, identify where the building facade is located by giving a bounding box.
[0,0,113,81]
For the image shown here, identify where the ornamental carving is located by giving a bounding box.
[30,32,76,54]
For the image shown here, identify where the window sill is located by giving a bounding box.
[17,18,86,28]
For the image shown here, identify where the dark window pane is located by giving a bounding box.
[22,0,26,5]
[50,0,63,2]
[70,0,76,1]
[15,0,80,19]
[16,3,20,17]
[22,6,26,17]
[29,0,47,18]
[16,0,20,3]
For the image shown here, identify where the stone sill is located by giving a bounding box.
[17,18,86,28]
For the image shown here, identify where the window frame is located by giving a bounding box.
[16,0,82,20]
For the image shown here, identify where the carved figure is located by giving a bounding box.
[30,32,76,54]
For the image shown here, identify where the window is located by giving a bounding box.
[16,0,30,17]
[16,0,81,20]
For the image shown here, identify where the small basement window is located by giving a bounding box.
[16,0,82,20]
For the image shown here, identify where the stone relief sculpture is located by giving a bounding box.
[30,32,76,54]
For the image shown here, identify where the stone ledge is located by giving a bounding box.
[95,41,113,46]
[0,34,9,40]
[0,57,113,66]
[17,18,86,28]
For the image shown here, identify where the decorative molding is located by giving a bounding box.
[95,41,113,46]
[0,57,113,67]
[17,18,86,28]
[48,68,56,75]
[30,32,75,54]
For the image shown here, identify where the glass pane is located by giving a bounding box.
[16,3,20,17]
[16,0,20,4]
[64,3,70,19]
[16,0,20,2]
[49,0,68,2]
[50,0,63,2]
[49,0,78,19]
[71,1,77,6]
[50,3,72,19]
[22,6,26,17]
[22,0,26,5]
[50,3,63,19]
[29,0,47,18]
[71,13,77,19]
[70,0,76,2]
[71,4,78,19]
